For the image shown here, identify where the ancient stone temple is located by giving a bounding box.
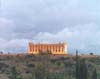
[28,42,67,55]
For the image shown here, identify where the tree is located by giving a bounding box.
[34,63,47,79]
[92,68,97,79]
[89,52,94,55]
[79,59,88,79]
[10,66,22,79]
[75,50,88,79]
[75,50,80,79]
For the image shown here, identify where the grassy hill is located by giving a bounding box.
[0,54,100,79]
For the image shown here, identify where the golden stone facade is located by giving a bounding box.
[28,42,67,55]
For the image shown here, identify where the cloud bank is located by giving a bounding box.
[0,0,99,54]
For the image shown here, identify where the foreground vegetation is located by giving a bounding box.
[0,53,100,79]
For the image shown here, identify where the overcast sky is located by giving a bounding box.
[0,0,99,54]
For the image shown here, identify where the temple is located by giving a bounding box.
[28,42,67,55]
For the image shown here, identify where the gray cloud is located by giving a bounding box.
[33,23,99,54]
[0,38,29,53]
[0,0,99,54]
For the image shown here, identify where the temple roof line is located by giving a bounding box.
[29,42,67,45]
